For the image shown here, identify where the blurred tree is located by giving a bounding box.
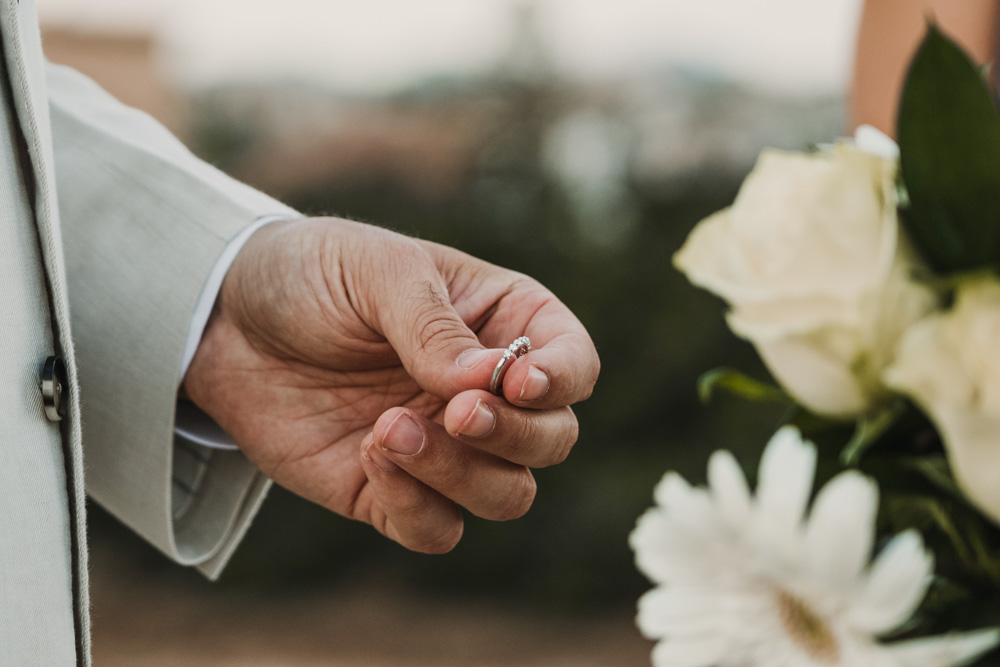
[89,35,840,615]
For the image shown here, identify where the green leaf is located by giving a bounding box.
[967,521,1000,585]
[899,455,965,499]
[896,496,978,569]
[919,576,971,614]
[897,25,1000,272]
[840,401,907,466]
[696,368,791,405]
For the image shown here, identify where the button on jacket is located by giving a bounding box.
[0,1,296,663]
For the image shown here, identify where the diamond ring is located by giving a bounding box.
[490,336,531,396]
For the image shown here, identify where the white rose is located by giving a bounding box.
[674,142,936,417]
[885,278,1000,524]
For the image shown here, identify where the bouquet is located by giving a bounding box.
[631,27,1000,667]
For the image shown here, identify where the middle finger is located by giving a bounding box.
[442,390,579,468]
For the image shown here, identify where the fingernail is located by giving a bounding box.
[457,348,492,370]
[458,399,495,438]
[519,365,550,401]
[365,439,398,472]
[382,412,425,456]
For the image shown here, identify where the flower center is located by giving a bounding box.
[777,591,840,663]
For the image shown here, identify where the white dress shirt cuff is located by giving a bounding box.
[174,213,296,450]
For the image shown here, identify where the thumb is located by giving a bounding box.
[373,243,502,398]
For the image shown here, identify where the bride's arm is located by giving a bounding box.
[851,0,999,136]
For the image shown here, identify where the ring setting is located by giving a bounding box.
[490,336,531,396]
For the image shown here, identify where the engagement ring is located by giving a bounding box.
[490,336,531,396]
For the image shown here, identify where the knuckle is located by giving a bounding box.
[581,354,601,401]
[368,505,390,536]
[548,415,580,465]
[414,522,464,554]
[540,439,571,467]
[505,434,536,467]
[414,311,469,356]
[538,409,578,467]
[480,404,525,460]
[504,410,540,463]
[556,416,580,464]
[430,447,473,491]
[495,472,537,521]
[580,353,601,402]
[394,487,435,517]
[357,228,413,284]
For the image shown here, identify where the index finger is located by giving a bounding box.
[503,301,600,409]
[419,239,599,408]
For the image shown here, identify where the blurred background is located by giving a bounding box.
[39,0,862,664]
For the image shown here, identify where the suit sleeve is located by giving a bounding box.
[46,62,298,578]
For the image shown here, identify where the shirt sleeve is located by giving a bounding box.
[173,213,295,452]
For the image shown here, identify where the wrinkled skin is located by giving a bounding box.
[184,217,600,553]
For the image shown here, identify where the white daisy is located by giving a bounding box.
[630,426,999,667]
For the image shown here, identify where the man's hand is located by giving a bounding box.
[183,218,599,553]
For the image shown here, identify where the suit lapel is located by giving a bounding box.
[0,1,90,662]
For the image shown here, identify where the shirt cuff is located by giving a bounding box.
[174,213,296,450]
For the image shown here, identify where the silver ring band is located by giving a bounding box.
[490,336,531,395]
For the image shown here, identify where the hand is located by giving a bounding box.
[184,217,599,553]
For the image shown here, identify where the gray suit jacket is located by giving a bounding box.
[0,1,296,663]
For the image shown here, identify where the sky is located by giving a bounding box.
[37,0,864,95]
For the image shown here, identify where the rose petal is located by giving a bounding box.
[854,124,900,160]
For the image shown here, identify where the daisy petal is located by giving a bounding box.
[655,474,718,533]
[756,427,816,530]
[650,634,728,667]
[708,450,752,528]
[631,509,675,583]
[631,509,712,583]
[636,585,732,640]
[849,530,933,634]
[630,423,952,667]
[636,586,674,639]
[839,641,899,667]
[631,493,733,584]
[753,427,816,561]
[653,471,692,509]
[803,471,877,592]
[887,628,1000,667]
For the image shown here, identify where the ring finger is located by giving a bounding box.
[371,407,538,522]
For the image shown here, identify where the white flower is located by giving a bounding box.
[630,426,999,667]
[673,143,936,417]
[885,277,1000,524]
[854,125,901,161]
